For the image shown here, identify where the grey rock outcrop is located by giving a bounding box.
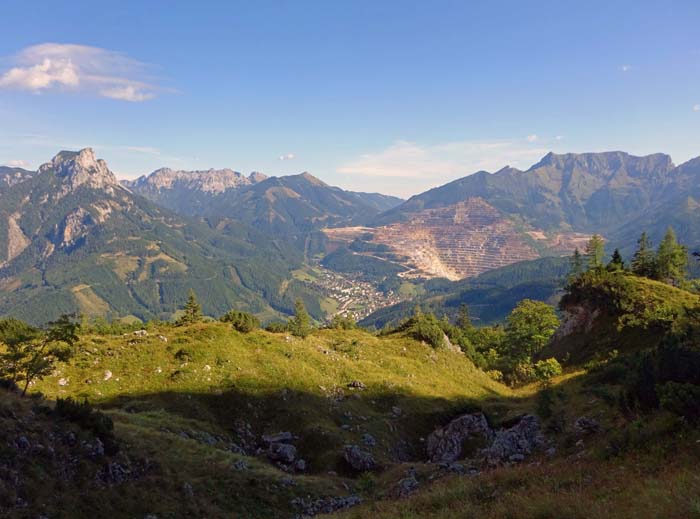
[268,442,297,464]
[482,414,544,466]
[343,445,375,471]
[427,413,545,466]
[426,412,493,463]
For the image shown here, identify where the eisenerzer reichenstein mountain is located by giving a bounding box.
[326,151,700,280]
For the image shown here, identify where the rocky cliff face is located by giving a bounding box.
[124,167,263,196]
[39,148,121,195]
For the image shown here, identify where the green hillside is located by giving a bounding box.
[3,323,509,518]
[361,256,570,329]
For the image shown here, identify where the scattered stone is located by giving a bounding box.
[182,482,194,498]
[347,380,366,389]
[508,453,525,463]
[268,442,297,464]
[262,431,294,444]
[16,435,30,450]
[133,330,148,337]
[391,406,403,417]
[158,335,168,342]
[545,447,557,457]
[91,438,105,458]
[294,459,307,472]
[343,445,375,471]
[280,477,297,487]
[203,365,211,371]
[574,417,600,435]
[426,412,493,463]
[155,367,162,374]
[291,495,361,516]
[103,370,113,381]
[397,474,419,496]
[58,378,69,387]
[230,459,249,471]
[438,461,477,475]
[361,433,376,447]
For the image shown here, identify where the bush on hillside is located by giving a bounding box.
[622,314,700,421]
[265,321,288,333]
[220,310,260,333]
[54,397,119,455]
[394,312,446,348]
[658,382,700,422]
[533,357,563,385]
[327,314,357,330]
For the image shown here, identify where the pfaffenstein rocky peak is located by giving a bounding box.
[38,148,119,191]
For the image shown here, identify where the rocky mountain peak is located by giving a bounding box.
[531,151,674,178]
[249,171,268,183]
[128,167,258,194]
[38,148,119,190]
[297,172,327,186]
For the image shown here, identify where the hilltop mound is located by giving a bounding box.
[543,272,700,364]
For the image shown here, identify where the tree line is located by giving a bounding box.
[569,227,691,287]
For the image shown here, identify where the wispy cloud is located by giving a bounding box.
[0,43,168,101]
[4,159,30,168]
[279,153,295,161]
[337,139,551,180]
[693,104,700,112]
[526,134,538,143]
[620,64,632,72]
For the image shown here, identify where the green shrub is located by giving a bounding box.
[658,382,700,422]
[533,358,563,385]
[536,387,556,419]
[54,397,119,454]
[265,321,288,333]
[327,315,357,330]
[220,310,260,333]
[395,312,446,349]
[174,348,193,362]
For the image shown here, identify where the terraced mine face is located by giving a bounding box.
[325,198,590,280]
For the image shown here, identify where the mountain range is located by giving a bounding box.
[326,151,700,279]
[1,148,699,324]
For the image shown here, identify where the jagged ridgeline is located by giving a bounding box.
[0,149,319,324]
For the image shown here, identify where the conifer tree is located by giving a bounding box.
[631,232,655,278]
[655,227,687,285]
[178,289,202,325]
[585,234,605,271]
[568,248,584,280]
[607,248,625,272]
[456,304,474,332]
[289,298,312,338]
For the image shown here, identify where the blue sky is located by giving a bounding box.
[1,1,698,197]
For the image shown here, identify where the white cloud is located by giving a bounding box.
[526,134,538,143]
[279,153,295,161]
[555,135,563,141]
[5,159,30,168]
[693,104,700,112]
[337,139,551,180]
[0,43,166,101]
[620,64,632,72]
